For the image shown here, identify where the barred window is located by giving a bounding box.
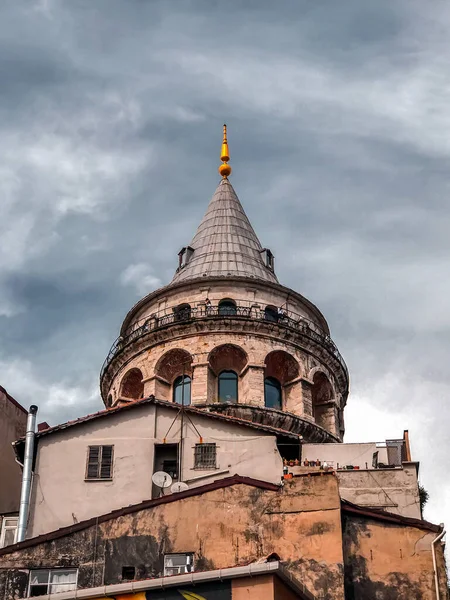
[85,445,114,480]
[194,443,216,469]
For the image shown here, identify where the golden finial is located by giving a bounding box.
[218,124,232,178]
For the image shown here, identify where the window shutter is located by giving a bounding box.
[87,446,100,479]
[100,446,113,479]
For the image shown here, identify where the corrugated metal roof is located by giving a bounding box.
[171,179,278,284]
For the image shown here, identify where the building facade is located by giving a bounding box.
[0,128,447,599]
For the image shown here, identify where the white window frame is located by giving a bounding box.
[28,568,78,596]
[163,553,194,577]
[0,517,18,548]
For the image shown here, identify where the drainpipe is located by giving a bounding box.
[17,405,38,543]
[431,525,446,600]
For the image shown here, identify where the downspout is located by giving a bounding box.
[16,405,38,543]
[431,526,446,600]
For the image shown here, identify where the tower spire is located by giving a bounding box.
[218,124,232,179]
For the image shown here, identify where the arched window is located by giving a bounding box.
[173,303,191,322]
[218,298,237,316]
[265,377,282,409]
[264,305,278,322]
[218,370,238,403]
[173,375,191,405]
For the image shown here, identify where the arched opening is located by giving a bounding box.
[218,298,237,316]
[173,303,191,322]
[311,372,334,430]
[264,305,278,322]
[264,350,299,385]
[107,394,113,407]
[155,349,193,382]
[218,371,238,403]
[173,375,191,405]
[120,368,144,400]
[264,377,282,409]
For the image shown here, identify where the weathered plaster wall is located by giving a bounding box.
[338,464,421,519]
[342,513,447,599]
[0,475,345,600]
[0,389,27,514]
[27,404,283,538]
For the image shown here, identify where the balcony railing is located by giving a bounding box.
[100,301,349,381]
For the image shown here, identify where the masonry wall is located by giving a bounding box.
[0,389,27,514]
[27,403,283,538]
[342,512,447,599]
[0,475,345,600]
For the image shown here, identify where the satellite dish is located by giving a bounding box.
[152,471,173,489]
[171,481,189,494]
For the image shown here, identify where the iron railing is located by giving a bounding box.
[100,301,348,381]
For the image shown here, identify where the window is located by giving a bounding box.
[218,370,238,403]
[265,377,282,409]
[194,443,217,469]
[29,569,77,596]
[122,566,136,581]
[173,303,191,322]
[264,305,278,322]
[164,553,194,576]
[260,248,274,270]
[173,375,191,406]
[0,517,18,548]
[218,298,237,316]
[85,445,114,480]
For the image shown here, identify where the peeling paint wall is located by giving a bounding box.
[342,513,448,599]
[0,476,345,600]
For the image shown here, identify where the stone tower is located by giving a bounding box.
[100,126,349,443]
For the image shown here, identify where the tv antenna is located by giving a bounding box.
[152,471,173,495]
[171,481,189,494]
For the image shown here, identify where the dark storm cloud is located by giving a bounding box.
[1,0,449,528]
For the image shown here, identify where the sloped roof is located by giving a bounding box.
[171,178,278,284]
[13,396,302,460]
[0,475,280,556]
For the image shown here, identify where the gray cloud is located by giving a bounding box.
[1,0,449,534]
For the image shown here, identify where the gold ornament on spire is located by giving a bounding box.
[218,124,232,178]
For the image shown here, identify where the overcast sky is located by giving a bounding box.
[1,0,449,532]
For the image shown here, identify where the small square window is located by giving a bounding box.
[194,443,216,469]
[164,553,194,576]
[122,566,136,581]
[85,445,114,480]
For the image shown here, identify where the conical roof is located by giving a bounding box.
[171,178,278,284]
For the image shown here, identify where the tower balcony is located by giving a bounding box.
[100,300,348,396]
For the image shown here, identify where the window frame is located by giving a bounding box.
[163,553,194,577]
[85,445,114,481]
[218,370,238,403]
[264,376,282,409]
[194,443,217,470]
[28,568,78,597]
[0,517,18,548]
[173,374,192,406]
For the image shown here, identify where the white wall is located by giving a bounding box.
[28,404,282,538]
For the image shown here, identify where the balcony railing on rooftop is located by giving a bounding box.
[100,301,349,381]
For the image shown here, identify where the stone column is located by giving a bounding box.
[301,379,313,417]
[240,365,265,407]
[191,362,209,405]
[284,379,303,414]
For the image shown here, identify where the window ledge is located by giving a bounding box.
[84,478,113,482]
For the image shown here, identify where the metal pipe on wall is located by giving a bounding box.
[16,405,38,543]
[431,526,446,600]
